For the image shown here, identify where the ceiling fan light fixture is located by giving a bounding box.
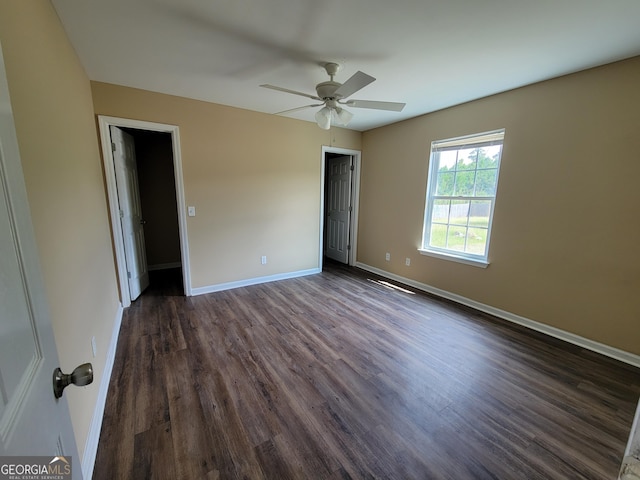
[315,106,331,130]
[262,62,406,130]
[315,104,354,130]
[334,107,353,126]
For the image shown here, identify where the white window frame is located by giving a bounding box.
[419,129,505,268]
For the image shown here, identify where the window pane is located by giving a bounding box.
[475,169,498,196]
[469,200,491,228]
[432,199,450,223]
[438,151,457,171]
[466,227,487,255]
[447,226,467,251]
[478,146,501,168]
[450,200,469,226]
[454,170,475,196]
[457,148,477,170]
[436,171,454,196]
[429,223,447,249]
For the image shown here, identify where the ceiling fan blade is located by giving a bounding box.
[334,71,375,99]
[275,104,324,115]
[346,100,406,112]
[260,84,321,101]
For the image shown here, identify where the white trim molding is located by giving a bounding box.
[191,268,321,296]
[355,262,640,368]
[82,304,124,480]
[620,400,640,479]
[320,146,362,268]
[418,248,489,268]
[97,116,192,307]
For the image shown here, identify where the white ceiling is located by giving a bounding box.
[51,0,640,131]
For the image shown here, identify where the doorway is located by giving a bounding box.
[321,146,361,268]
[98,116,191,307]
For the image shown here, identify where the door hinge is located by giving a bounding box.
[111,142,116,152]
[119,209,124,219]
[347,244,351,250]
[348,206,352,212]
[127,271,131,279]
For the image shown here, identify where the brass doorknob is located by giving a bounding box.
[53,363,93,399]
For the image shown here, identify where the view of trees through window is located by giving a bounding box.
[423,136,503,260]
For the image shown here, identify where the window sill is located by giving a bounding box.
[418,249,489,268]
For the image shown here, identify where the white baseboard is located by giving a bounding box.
[191,268,321,296]
[148,262,182,271]
[82,303,124,480]
[355,262,640,368]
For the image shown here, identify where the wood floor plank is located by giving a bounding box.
[93,263,640,479]
[163,348,219,479]
[254,437,298,480]
[132,422,176,480]
[133,333,169,435]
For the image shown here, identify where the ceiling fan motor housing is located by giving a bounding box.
[316,81,342,100]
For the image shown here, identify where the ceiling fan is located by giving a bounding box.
[260,63,405,129]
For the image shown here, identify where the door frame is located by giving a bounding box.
[320,146,361,268]
[98,116,191,307]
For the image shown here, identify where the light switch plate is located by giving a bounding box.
[188,206,196,217]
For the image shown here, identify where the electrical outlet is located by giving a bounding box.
[405,257,411,266]
[91,336,97,358]
[188,206,196,217]
[261,255,267,265]
[385,252,391,261]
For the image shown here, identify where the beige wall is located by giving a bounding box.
[359,57,640,355]
[91,82,361,288]
[0,0,120,460]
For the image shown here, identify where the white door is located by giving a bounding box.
[325,155,352,263]
[110,126,149,301]
[0,42,81,476]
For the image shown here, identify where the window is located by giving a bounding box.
[420,129,504,266]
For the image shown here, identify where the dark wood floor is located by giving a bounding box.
[93,262,640,479]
